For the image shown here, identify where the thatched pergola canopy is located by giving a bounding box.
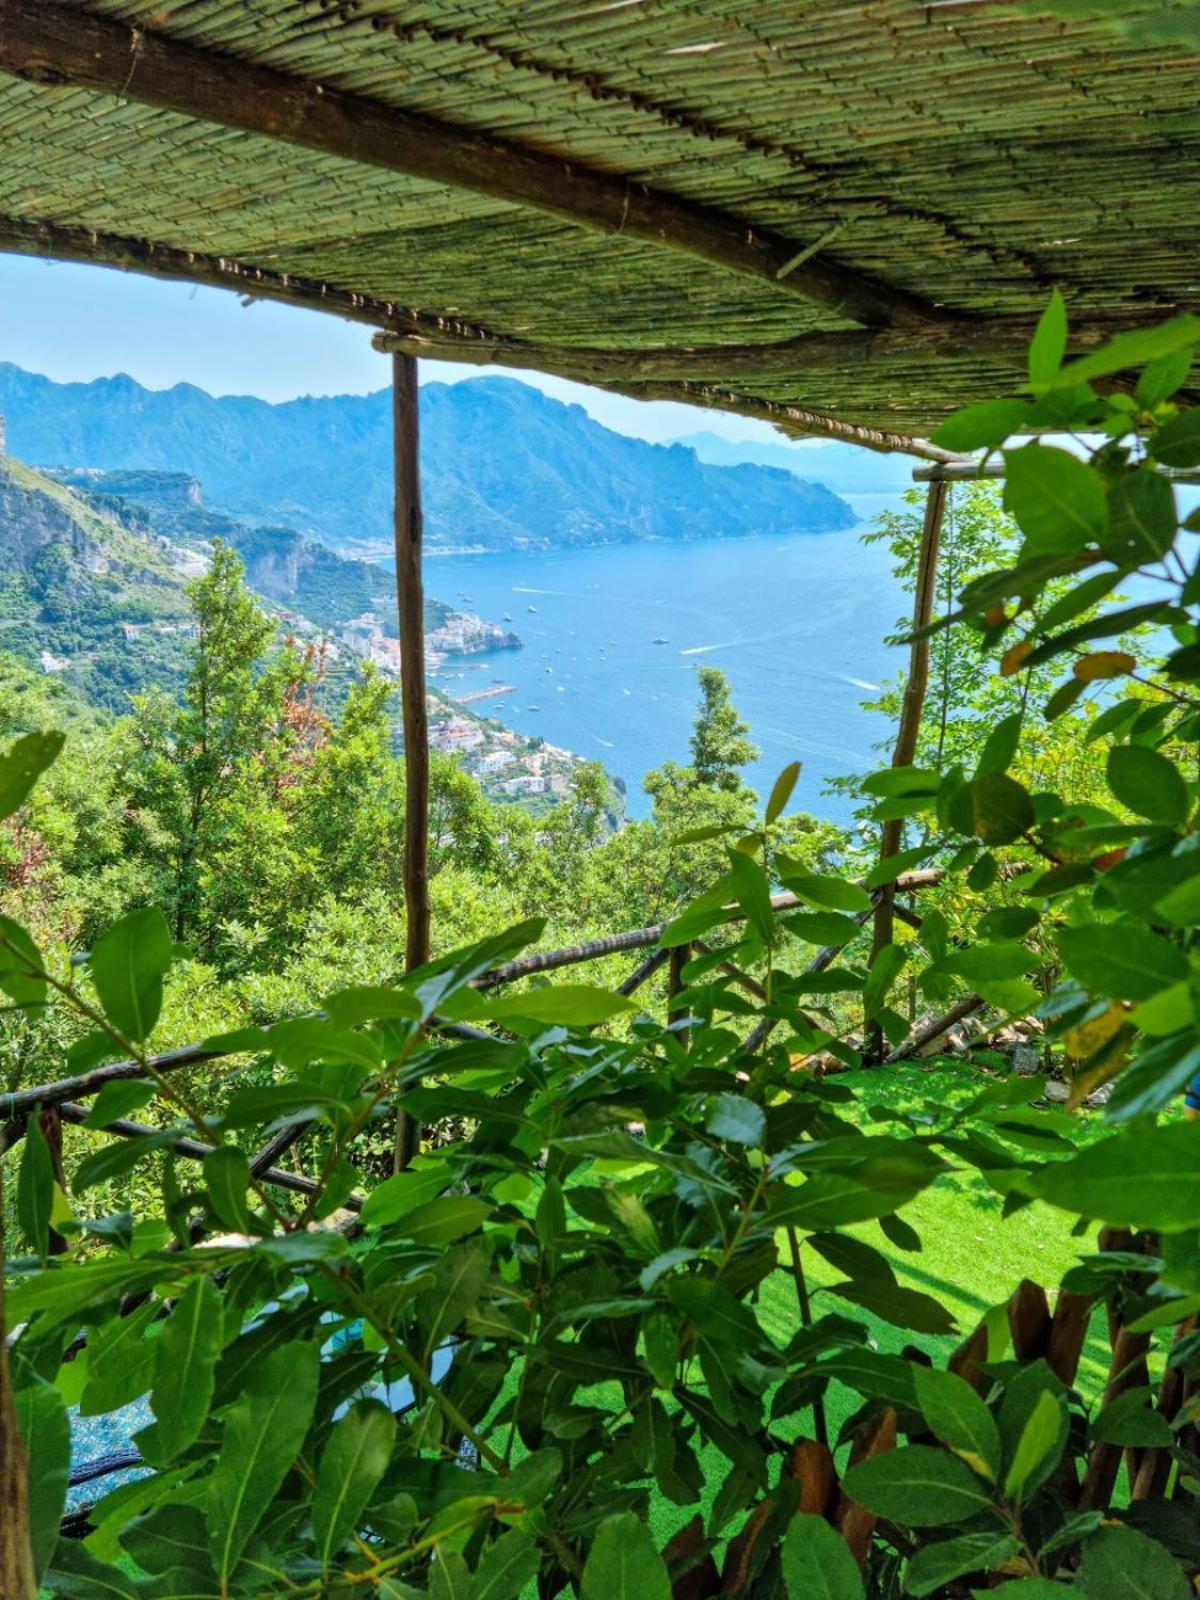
[0,1,1197,451]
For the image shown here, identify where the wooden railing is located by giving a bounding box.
[1,866,982,1522]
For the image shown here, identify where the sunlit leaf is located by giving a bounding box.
[765,760,801,824]
[142,1277,224,1465]
[780,1513,864,1600]
[89,907,174,1044]
[18,1112,54,1262]
[580,1511,671,1600]
[1028,289,1068,388]
[1002,444,1108,553]
[1107,744,1189,825]
[842,1445,992,1527]
[14,1379,70,1583]
[209,1340,319,1581]
[0,729,65,822]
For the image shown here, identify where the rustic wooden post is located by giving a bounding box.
[867,479,948,1060]
[393,352,430,1174]
[0,1171,37,1598]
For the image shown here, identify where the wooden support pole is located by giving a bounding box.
[0,1171,37,1599]
[394,352,431,975]
[393,352,429,1174]
[866,480,948,1061]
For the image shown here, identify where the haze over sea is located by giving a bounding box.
[425,492,909,824]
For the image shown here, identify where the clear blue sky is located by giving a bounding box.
[0,255,785,447]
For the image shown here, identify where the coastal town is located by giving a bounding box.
[0,429,594,816]
[329,604,583,805]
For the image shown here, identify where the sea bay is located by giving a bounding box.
[424,492,910,823]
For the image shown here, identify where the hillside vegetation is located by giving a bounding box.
[5,307,1200,1599]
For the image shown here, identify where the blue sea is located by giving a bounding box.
[424,493,910,824]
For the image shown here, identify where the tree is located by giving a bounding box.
[128,542,278,942]
[7,305,1200,1599]
[689,664,759,789]
[863,482,1139,797]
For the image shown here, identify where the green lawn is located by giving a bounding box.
[758,1059,1104,1374]
[651,1057,1118,1548]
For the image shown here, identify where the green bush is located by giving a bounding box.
[3,302,1200,1596]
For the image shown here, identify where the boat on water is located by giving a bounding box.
[527,605,538,613]
[502,613,513,621]
[526,704,541,711]
[653,636,670,644]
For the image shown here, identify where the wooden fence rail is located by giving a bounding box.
[0,866,944,1149]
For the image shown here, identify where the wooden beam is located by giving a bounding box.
[378,313,1152,386]
[0,213,475,337]
[54,1103,362,1210]
[914,455,1200,484]
[377,336,993,461]
[881,995,983,1064]
[0,865,949,1154]
[0,213,949,459]
[0,1042,225,1139]
[393,352,429,1176]
[0,0,935,328]
[594,379,958,462]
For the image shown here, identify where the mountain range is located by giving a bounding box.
[671,431,917,494]
[0,365,855,556]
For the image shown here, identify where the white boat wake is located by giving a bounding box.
[679,639,738,656]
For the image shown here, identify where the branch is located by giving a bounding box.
[54,1103,362,1212]
[881,995,984,1065]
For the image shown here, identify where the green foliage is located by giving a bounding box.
[8,304,1200,1594]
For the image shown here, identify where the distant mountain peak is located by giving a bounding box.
[0,363,856,556]
[671,430,917,495]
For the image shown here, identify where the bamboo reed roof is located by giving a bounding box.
[0,1,1197,449]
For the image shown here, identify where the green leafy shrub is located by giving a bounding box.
[3,302,1200,1596]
